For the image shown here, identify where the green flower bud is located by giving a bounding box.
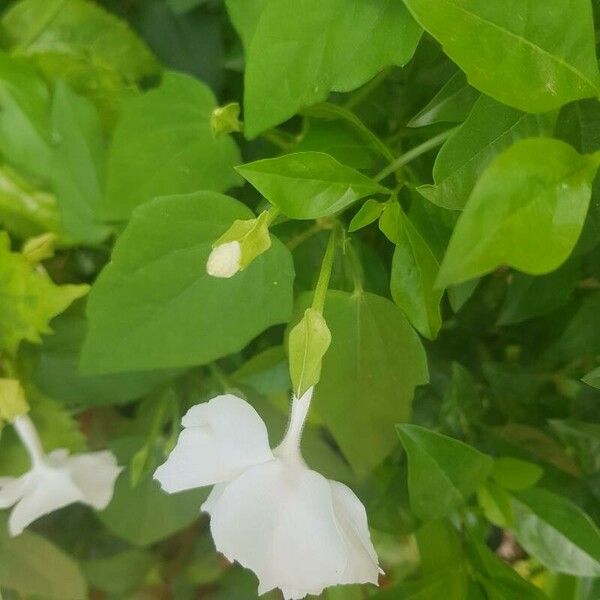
[288,307,332,397]
[210,102,242,137]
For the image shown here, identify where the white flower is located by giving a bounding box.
[154,388,381,599]
[206,241,242,278]
[0,415,122,536]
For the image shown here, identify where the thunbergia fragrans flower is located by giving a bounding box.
[0,414,121,536]
[154,388,381,599]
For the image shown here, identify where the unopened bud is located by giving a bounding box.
[206,241,242,278]
[0,379,29,423]
[288,308,332,396]
[211,103,242,137]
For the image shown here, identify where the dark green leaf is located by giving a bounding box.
[397,424,493,520]
[549,420,600,474]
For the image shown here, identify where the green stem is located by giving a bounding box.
[344,68,390,111]
[262,205,280,227]
[312,228,337,314]
[345,238,364,294]
[374,127,457,183]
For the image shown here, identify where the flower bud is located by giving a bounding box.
[288,307,331,396]
[210,102,241,137]
[206,212,272,278]
[0,378,29,424]
[206,240,242,278]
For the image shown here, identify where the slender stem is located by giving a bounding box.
[345,238,364,294]
[312,228,337,314]
[374,127,457,183]
[13,415,45,467]
[286,222,323,251]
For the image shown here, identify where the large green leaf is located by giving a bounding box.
[512,488,600,577]
[50,81,110,244]
[101,72,241,221]
[382,203,443,339]
[82,192,294,374]
[438,138,600,287]
[0,518,87,599]
[397,424,493,520]
[236,152,388,219]
[419,95,554,210]
[1,0,159,84]
[242,0,422,136]
[402,0,600,113]
[0,232,88,354]
[306,290,428,475]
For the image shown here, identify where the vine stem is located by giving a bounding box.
[374,127,458,183]
[312,228,337,314]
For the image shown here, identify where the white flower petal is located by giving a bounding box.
[154,394,273,493]
[329,481,381,585]
[206,241,242,278]
[204,459,348,598]
[8,466,83,536]
[0,476,29,508]
[66,450,122,510]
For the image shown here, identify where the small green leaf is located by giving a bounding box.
[396,424,493,520]
[101,72,241,221]
[477,480,514,528]
[512,488,600,577]
[0,520,87,599]
[386,204,443,339]
[418,95,554,210]
[242,0,422,136]
[348,199,385,232]
[0,232,88,354]
[82,192,294,374]
[402,0,600,113]
[491,457,543,491]
[236,152,388,219]
[408,72,479,128]
[438,138,600,287]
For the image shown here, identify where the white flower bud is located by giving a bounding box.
[154,389,381,599]
[206,241,242,278]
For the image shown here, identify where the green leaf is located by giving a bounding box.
[101,72,241,221]
[498,260,581,325]
[243,0,422,136]
[22,310,177,408]
[81,192,294,374]
[349,199,385,232]
[0,520,87,599]
[396,424,493,520]
[1,0,159,84]
[0,165,61,240]
[418,95,554,210]
[402,0,600,113]
[548,420,600,474]
[0,232,88,354]
[385,203,443,339]
[308,290,428,475]
[491,457,543,491]
[0,51,52,181]
[236,152,388,219]
[408,71,479,128]
[225,0,266,51]
[438,138,600,287]
[50,81,111,244]
[512,488,600,577]
[83,549,155,596]
[556,99,600,154]
[583,366,600,390]
[477,480,514,528]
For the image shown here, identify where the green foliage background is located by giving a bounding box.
[0,0,600,598]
